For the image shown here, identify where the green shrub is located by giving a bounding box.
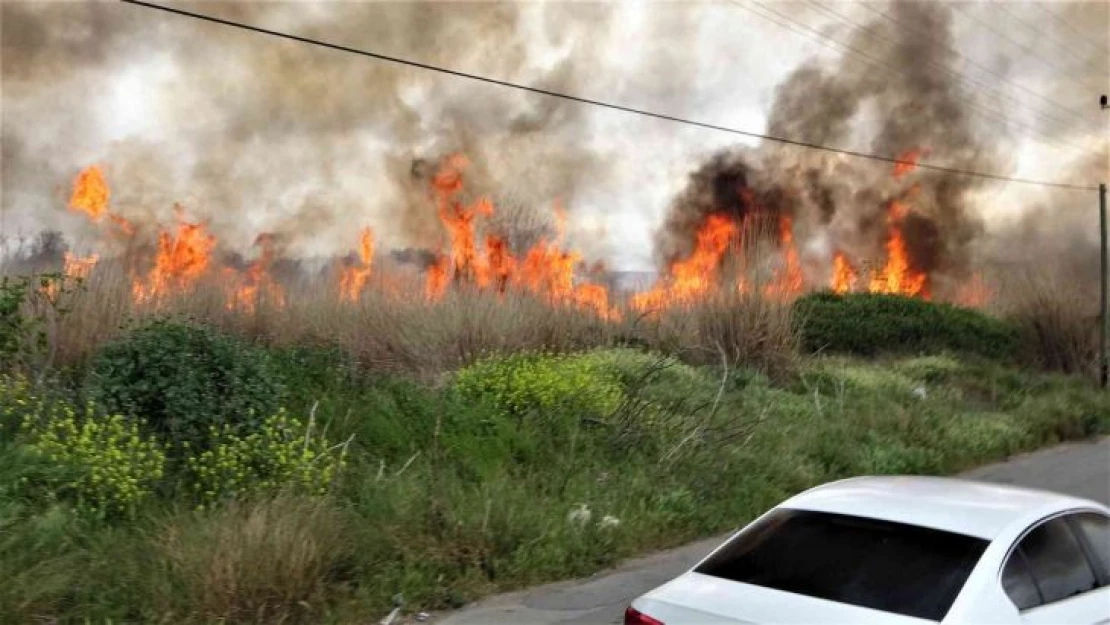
[453,351,625,422]
[0,374,37,436]
[794,292,1019,360]
[18,399,165,520]
[185,410,349,508]
[87,320,283,450]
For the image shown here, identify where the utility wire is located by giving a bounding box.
[950,2,1104,95]
[120,0,1098,192]
[851,2,1089,125]
[736,0,1088,155]
[1029,1,1109,57]
[992,1,1093,69]
[800,0,1082,138]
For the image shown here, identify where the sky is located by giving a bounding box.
[1,1,1107,271]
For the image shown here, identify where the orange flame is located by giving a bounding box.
[339,227,375,302]
[63,251,99,280]
[421,155,615,318]
[764,216,803,298]
[43,251,100,299]
[133,208,216,304]
[830,252,857,294]
[893,148,928,179]
[68,165,136,238]
[632,213,738,311]
[229,234,285,313]
[867,201,929,298]
[425,255,450,300]
[69,166,110,221]
[954,272,991,308]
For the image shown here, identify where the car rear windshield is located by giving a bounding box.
[693,508,988,621]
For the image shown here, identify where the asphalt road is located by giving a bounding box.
[437,437,1110,625]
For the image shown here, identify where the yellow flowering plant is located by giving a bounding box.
[185,409,350,508]
[453,350,625,423]
[18,400,166,520]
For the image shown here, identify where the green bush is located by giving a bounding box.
[16,395,165,520]
[87,320,284,451]
[186,410,349,508]
[453,351,625,422]
[794,292,1019,360]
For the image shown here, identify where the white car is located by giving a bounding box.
[626,476,1110,624]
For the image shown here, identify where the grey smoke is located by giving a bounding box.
[1,0,1106,283]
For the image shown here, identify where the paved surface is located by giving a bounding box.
[434,437,1109,625]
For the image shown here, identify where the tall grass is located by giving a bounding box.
[991,267,1100,378]
[20,259,799,378]
[154,496,357,624]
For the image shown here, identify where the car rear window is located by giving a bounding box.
[694,509,988,621]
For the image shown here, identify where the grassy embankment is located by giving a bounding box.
[0,266,1105,624]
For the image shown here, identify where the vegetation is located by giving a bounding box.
[0,269,1106,623]
[88,319,284,451]
[794,291,1019,359]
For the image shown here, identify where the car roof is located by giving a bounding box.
[779,476,1104,540]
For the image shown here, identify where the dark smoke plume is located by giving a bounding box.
[653,0,1102,293]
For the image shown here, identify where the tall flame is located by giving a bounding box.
[867,201,929,298]
[68,165,135,237]
[632,213,738,311]
[831,252,857,294]
[43,251,100,299]
[69,166,110,221]
[133,208,216,304]
[229,234,285,313]
[339,227,375,302]
[421,155,615,318]
[764,216,803,298]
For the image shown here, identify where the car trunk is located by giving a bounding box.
[632,573,938,625]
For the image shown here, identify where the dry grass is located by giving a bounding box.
[154,496,356,624]
[637,289,797,379]
[15,257,802,377]
[990,267,1100,378]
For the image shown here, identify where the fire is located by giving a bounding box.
[339,227,375,302]
[632,214,738,311]
[60,147,985,318]
[43,251,100,299]
[133,208,216,303]
[422,156,615,318]
[764,216,803,298]
[63,251,99,280]
[68,166,136,238]
[69,166,110,221]
[867,201,929,298]
[229,234,285,313]
[830,252,857,294]
[955,272,991,308]
[425,256,450,300]
[893,147,927,179]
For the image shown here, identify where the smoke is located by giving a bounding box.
[654,0,1107,292]
[2,0,1106,282]
[655,1,1002,288]
[1,1,646,257]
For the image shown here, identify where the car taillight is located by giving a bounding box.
[625,605,665,625]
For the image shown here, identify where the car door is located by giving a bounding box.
[1000,511,1110,625]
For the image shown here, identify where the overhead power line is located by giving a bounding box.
[120,0,1098,192]
[1028,2,1109,57]
[950,3,1104,95]
[992,1,1093,70]
[731,0,1089,156]
[853,2,1089,124]
[771,0,1087,152]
